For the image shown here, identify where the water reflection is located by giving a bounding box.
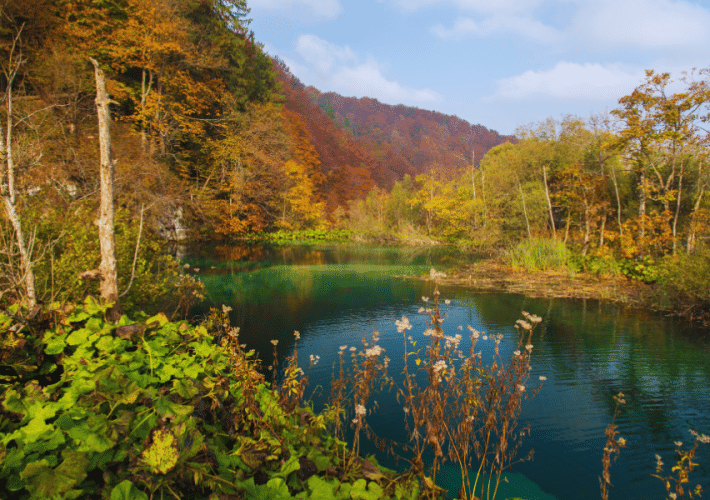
[186,243,710,500]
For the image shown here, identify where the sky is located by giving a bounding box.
[246,0,710,136]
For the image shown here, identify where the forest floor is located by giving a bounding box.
[411,260,651,306]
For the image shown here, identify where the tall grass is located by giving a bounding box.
[508,237,569,271]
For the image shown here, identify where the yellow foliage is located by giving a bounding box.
[141,429,179,475]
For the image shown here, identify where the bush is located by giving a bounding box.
[655,246,710,321]
[508,237,569,271]
[9,200,178,311]
[0,299,417,500]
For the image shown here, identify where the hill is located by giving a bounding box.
[272,58,514,212]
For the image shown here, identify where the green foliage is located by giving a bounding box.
[568,253,621,277]
[248,229,355,244]
[654,246,710,319]
[508,238,569,271]
[0,301,417,500]
[618,256,662,283]
[17,200,178,311]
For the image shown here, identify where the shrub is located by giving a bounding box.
[0,300,416,499]
[654,246,710,321]
[508,238,569,271]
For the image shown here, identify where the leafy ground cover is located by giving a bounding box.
[0,298,419,500]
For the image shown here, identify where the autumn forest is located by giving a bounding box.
[2,0,710,314]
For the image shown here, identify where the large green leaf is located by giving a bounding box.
[349,478,384,500]
[20,450,89,499]
[110,480,149,500]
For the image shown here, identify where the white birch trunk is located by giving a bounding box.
[90,58,120,312]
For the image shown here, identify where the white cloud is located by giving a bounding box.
[292,34,441,104]
[332,60,442,103]
[386,0,542,15]
[249,0,342,18]
[431,15,559,42]
[573,0,710,51]
[296,34,356,74]
[492,62,644,100]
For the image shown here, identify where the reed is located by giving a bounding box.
[508,237,569,271]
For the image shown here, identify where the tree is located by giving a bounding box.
[612,70,710,254]
[91,58,121,318]
[0,24,37,307]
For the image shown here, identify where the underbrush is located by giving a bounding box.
[0,298,416,500]
[1,276,708,500]
[652,246,710,323]
[243,229,356,244]
[507,238,569,271]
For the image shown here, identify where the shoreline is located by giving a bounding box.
[413,260,651,306]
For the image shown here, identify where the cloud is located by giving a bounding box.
[332,61,442,103]
[292,34,441,104]
[573,0,710,51]
[492,62,644,101]
[249,0,342,18]
[431,15,559,42]
[394,0,710,55]
[296,34,356,74]
[386,0,542,15]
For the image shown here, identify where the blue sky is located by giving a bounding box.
[247,0,710,136]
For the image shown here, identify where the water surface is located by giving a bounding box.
[185,243,710,500]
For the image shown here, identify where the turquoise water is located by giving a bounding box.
[185,243,710,500]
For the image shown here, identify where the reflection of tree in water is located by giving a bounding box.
[214,244,269,262]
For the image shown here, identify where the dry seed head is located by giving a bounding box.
[270,340,278,346]
[514,350,521,357]
[539,376,546,381]
[433,360,447,375]
[675,441,683,447]
[422,296,429,303]
[365,345,384,357]
[222,304,232,313]
[396,316,412,333]
[294,331,300,340]
[355,404,366,416]
[445,299,451,305]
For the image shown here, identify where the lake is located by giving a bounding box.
[183,242,710,500]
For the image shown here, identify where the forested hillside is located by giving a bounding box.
[2,0,710,317]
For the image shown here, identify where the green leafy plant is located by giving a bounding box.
[0,299,419,500]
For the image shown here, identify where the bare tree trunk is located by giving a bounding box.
[599,212,607,248]
[610,165,623,236]
[1,27,36,308]
[582,204,591,256]
[481,167,487,227]
[686,187,704,255]
[140,68,153,155]
[542,164,556,237]
[638,165,647,237]
[517,175,531,239]
[90,58,121,318]
[672,162,684,255]
[687,159,705,255]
